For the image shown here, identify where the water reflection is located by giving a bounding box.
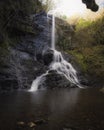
[49,88,80,112]
[30,89,80,113]
[0,88,104,130]
[29,88,80,129]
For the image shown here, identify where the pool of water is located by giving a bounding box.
[0,88,104,130]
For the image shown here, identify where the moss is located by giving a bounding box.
[67,45,104,85]
[0,41,10,66]
[67,50,87,73]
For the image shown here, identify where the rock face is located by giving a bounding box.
[45,70,76,89]
[0,11,51,91]
[37,70,77,90]
[43,49,54,66]
[0,11,87,91]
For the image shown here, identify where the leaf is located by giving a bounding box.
[17,121,25,126]
[28,122,36,128]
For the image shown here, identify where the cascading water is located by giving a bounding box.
[30,71,48,91]
[49,50,80,86]
[51,14,55,49]
[29,13,82,92]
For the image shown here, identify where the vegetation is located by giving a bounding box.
[56,17,75,50]
[57,11,104,86]
[40,0,54,12]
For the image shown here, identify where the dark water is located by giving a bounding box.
[0,88,104,130]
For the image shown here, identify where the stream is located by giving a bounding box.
[0,88,104,130]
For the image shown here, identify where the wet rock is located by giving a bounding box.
[45,71,75,89]
[35,119,47,125]
[43,49,54,66]
[78,75,89,86]
[36,53,43,63]
[0,11,51,91]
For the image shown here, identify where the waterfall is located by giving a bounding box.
[49,50,79,85]
[29,14,82,92]
[29,71,48,92]
[51,14,55,49]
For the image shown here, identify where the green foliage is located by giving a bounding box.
[70,15,104,84]
[68,45,104,84]
[68,49,87,72]
[92,17,104,45]
[74,14,104,46]
[76,18,93,31]
[57,12,104,85]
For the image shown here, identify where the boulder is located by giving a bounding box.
[43,49,54,66]
[45,70,77,89]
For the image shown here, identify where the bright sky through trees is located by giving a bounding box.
[42,0,104,17]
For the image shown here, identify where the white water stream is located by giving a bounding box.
[29,14,82,92]
[51,14,55,49]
